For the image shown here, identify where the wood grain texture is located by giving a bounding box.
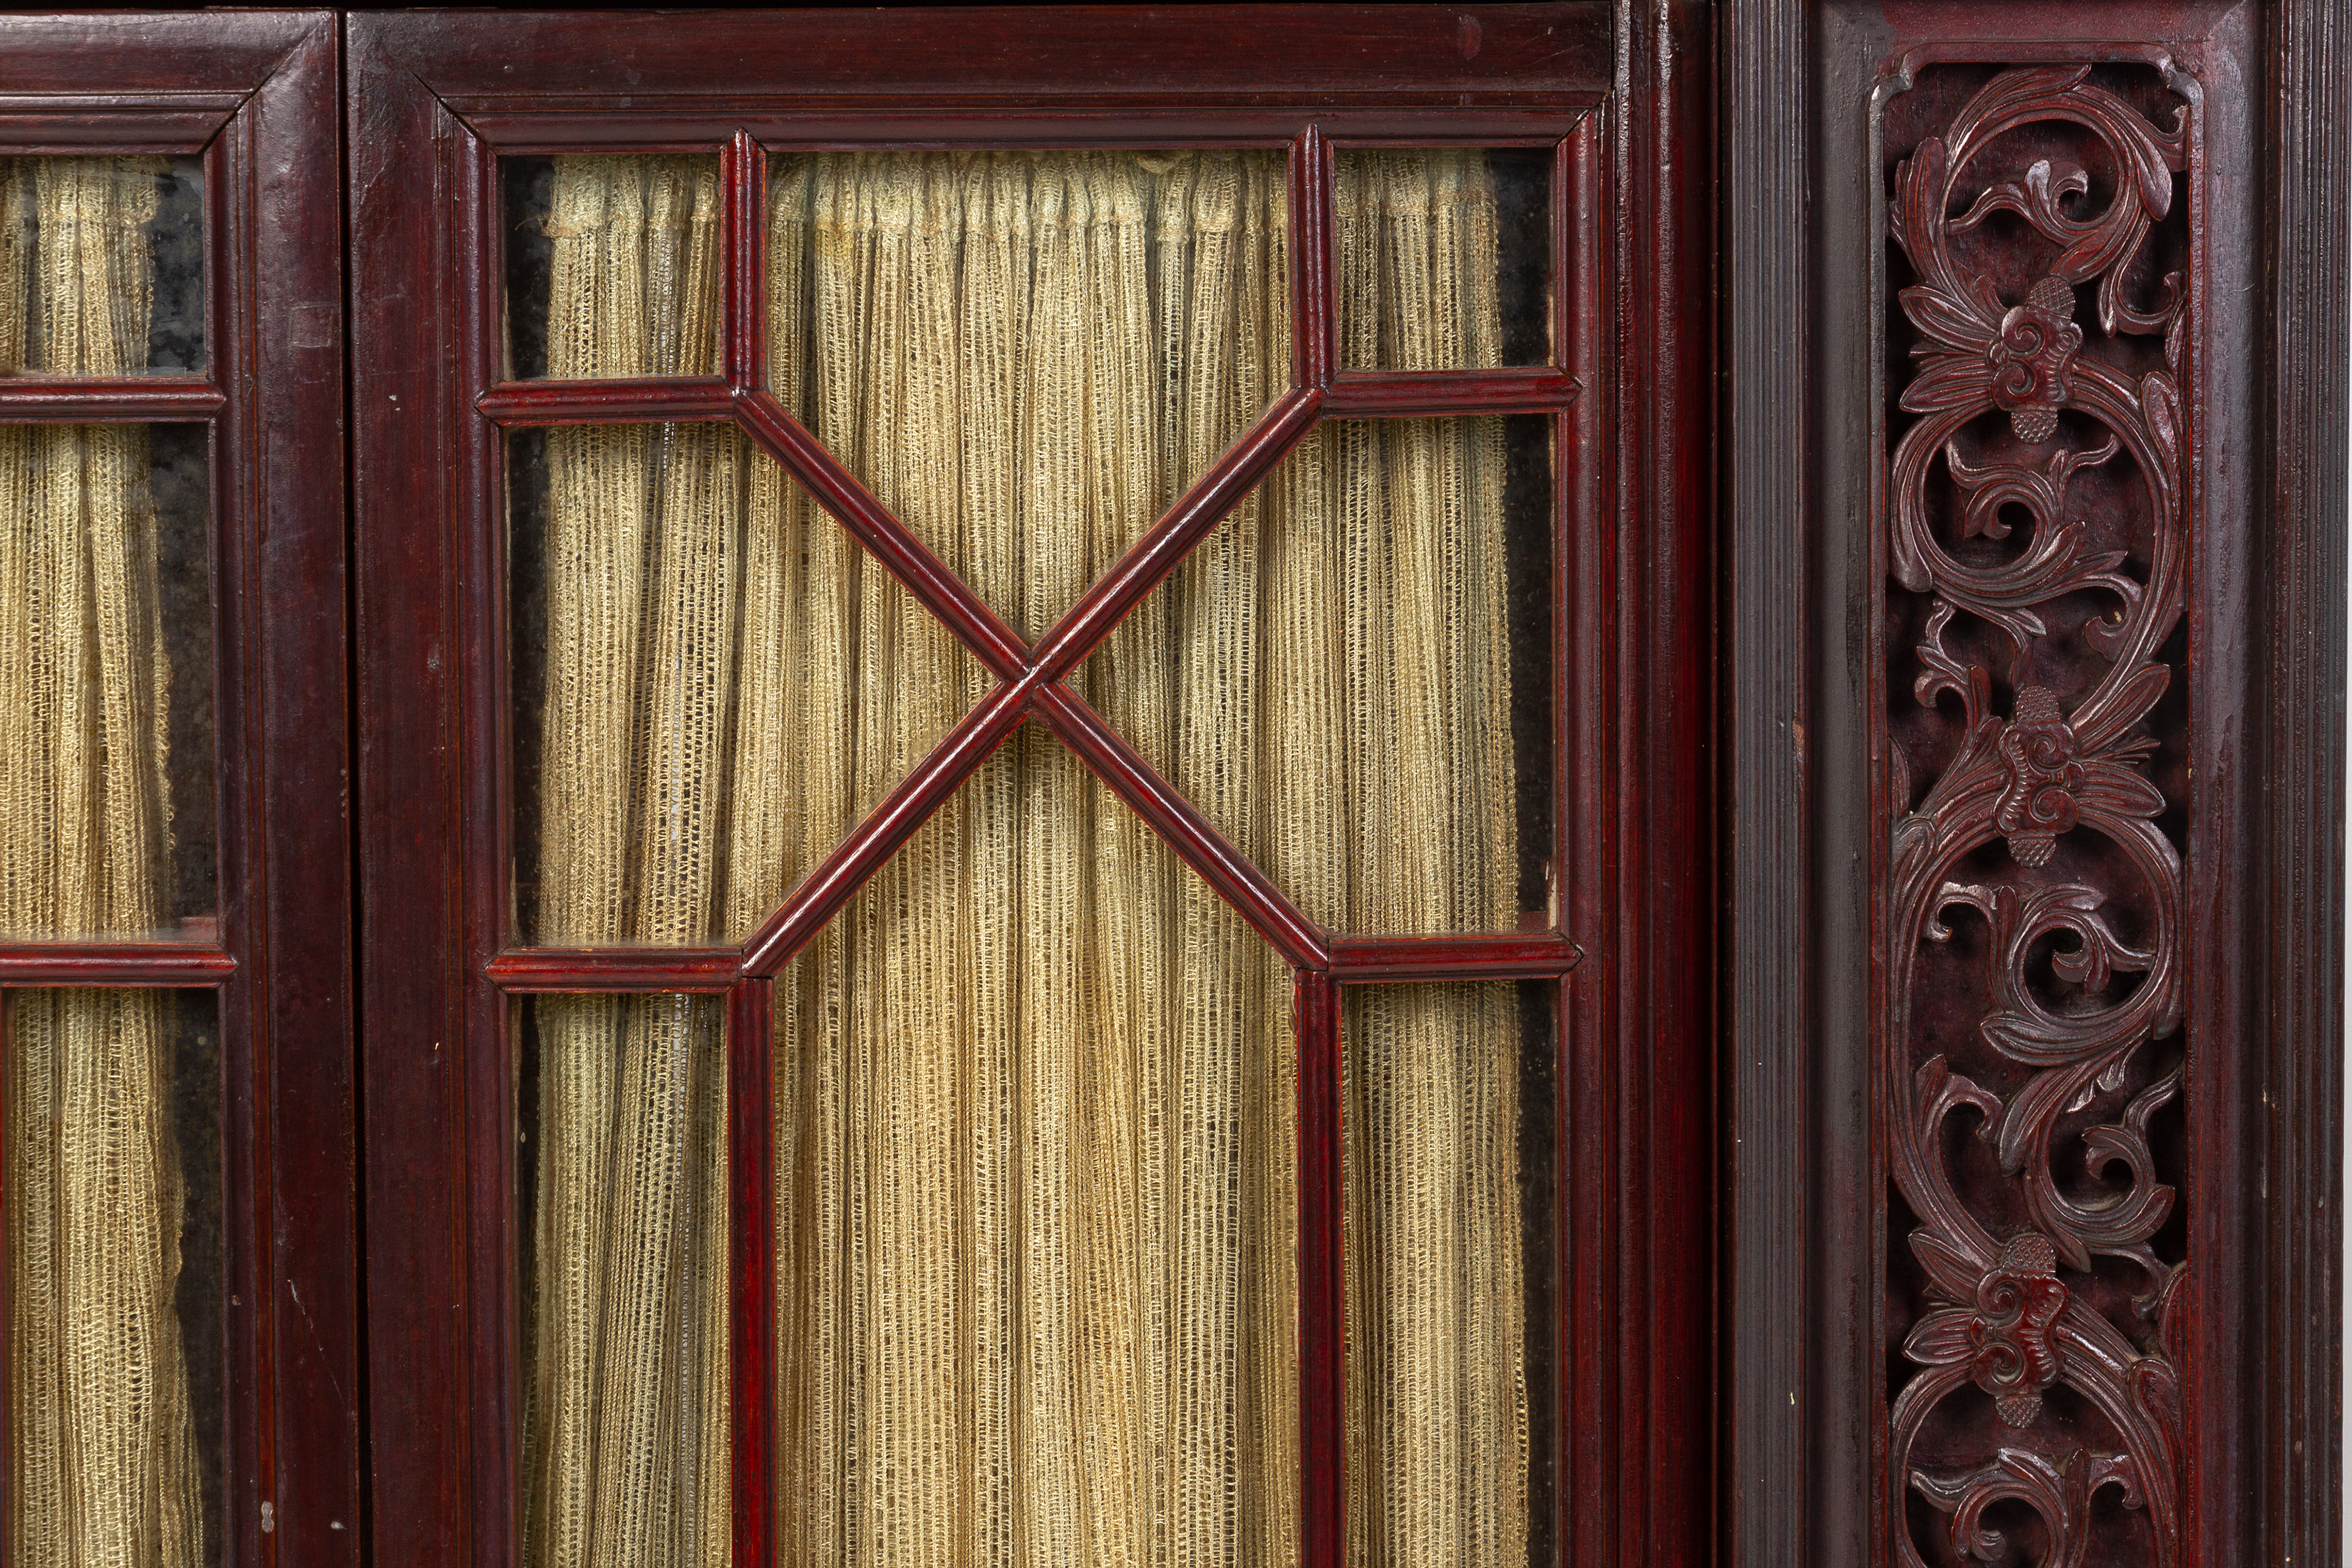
[1722,3,1810,1564]
[2256,4,2349,1564]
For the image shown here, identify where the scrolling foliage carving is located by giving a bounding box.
[1881,63,2191,1568]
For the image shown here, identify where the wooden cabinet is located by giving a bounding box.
[0,6,2338,1567]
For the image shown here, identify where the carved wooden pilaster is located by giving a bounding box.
[1877,63,2194,1567]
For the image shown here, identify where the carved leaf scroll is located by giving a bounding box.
[1882,63,2190,1568]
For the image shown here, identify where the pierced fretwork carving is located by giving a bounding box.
[1881,63,2191,1567]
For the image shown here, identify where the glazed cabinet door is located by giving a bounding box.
[349,8,1712,1568]
[0,13,358,1568]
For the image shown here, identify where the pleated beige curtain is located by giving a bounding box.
[521,155,735,1568]
[521,147,1528,1568]
[764,151,1299,1568]
[0,158,206,1568]
[1284,155,1528,1568]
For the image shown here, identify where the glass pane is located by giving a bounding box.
[775,733,1299,1562]
[1337,148,1550,369]
[508,425,981,946]
[766,150,1291,639]
[6,986,225,1567]
[517,991,726,1566]
[0,422,217,940]
[0,155,205,377]
[1345,979,1557,1568]
[504,155,724,381]
[1089,413,1554,935]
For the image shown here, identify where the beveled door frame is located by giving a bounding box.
[0,11,358,1568]
[349,5,1714,1567]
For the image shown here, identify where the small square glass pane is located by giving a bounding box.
[504,155,724,381]
[7,986,226,1565]
[1337,147,1551,368]
[0,155,205,377]
[517,990,726,1562]
[0,422,217,941]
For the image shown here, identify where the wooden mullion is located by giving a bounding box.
[733,388,1029,679]
[1028,386,1321,681]
[0,943,237,986]
[475,376,736,425]
[484,948,741,993]
[1326,931,1582,981]
[0,378,224,421]
[1296,968,1344,1568]
[1290,123,1336,391]
[728,975,777,1568]
[1322,366,1580,418]
[738,675,1036,978]
[1033,681,1329,970]
[723,130,766,393]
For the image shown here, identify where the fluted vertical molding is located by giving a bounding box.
[2259,4,2350,1564]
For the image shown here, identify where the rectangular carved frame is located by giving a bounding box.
[1724,2,2346,1565]
[0,12,359,1568]
[349,7,1713,1567]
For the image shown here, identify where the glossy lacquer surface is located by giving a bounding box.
[0,12,356,1568]
[351,6,1713,1568]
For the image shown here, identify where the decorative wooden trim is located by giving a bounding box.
[726,976,778,1568]
[0,378,224,421]
[1033,681,1331,971]
[474,376,733,425]
[1294,968,1344,1568]
[736,676,1035,979]
[483,948,741,993]
[0,944,237,986]
[1324,932,1583,981]
[1321,366,1582,418]
[1723,4,2329,1565]
[1875,60,2195,1564]
[732,388,1032,679]
[1028,386,1322,680]
[2256,4,2349,1563]
[1723,3,1811,1565]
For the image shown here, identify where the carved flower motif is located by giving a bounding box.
[1896,273,2085,445]
[1986,276,2083,443]
[1903,1232,2068,1427]
[1993,686,2085,866]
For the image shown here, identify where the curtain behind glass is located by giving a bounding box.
[0,158,205,1568]
[522,147,1527,1568]
[521,156,733,1568]
[766,150,1299,1568]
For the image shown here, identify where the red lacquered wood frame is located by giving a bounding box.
[0,14,357,1568]
[349,8,1713,1567]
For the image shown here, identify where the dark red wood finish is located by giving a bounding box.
[1718,4,2334,1567]
[1292,969,1343,1562]
[0,13,357,1568]
[351,9,1712,1568]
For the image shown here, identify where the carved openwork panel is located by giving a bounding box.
[1878,61,2194,1568]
